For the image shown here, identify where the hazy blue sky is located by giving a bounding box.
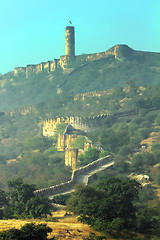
[1,0,160,74]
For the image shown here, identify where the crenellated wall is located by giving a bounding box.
[43,116,91,137]
[43,110,137,138]
[43,117,69,137]
[14,41,160,79]
[34,155,113,197]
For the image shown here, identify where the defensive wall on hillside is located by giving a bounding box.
[13,25,160,79]
[14,44,160,78]
[43,110,136,170]
[43,110,137,137]
[34,154,113,197]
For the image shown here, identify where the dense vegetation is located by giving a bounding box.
[0,223,54,240]
[67,177,160,239]
[0,134,71,189]
[1,52,160,238]
[1,81,160,189]
[0,178,54,219]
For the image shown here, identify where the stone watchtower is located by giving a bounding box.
[65,26,75,56]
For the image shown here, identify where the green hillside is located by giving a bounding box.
[1,65,160,237]
[0,82,160,190]
[60,56,160,93]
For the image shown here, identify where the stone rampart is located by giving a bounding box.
[13,43,160,79]
[34,155,113,197]
[14,67,26,75]
[43,117,69,137]
[43,110,137,137]
[65,147,78,170]
[43,116,90,137]
[57,134,77,151]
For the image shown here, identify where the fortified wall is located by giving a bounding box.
[12,24,160,78]
[34,155,113,197]
[43,116,92,137]
[43,110,137,137]
[43,110,136,170]
[57,134,77,151]
[14,44,160,78]
[57,133,93,170]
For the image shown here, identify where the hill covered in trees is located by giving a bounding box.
[0,81,160,190]
[1,47,160,238]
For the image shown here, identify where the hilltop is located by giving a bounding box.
[0,44,160,112]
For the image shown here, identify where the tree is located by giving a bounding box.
[78,148,100,166]
[67,185,103,216]
[3,178,53,219]
[151,143,160,161]
[24,136,52,151]
[67,177,141,232]
[25,197,53,218]
[96,177,140,229]
[0,189,7,219]
[0,189,7,207]
[131,153,144,172]
[0,223,54,240]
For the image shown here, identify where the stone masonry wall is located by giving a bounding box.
[43,110,137,138]
[43,116,91,137]
[34,154,113,197]
[65,148,78,170]
[14,44,160,78]
[57,134,77,151]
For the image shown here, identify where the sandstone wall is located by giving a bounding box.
[13,44,160,79]
[65,148,78,170]
[57,134,77,151]
[43,116,91,137]
[43,110,137,138]
[43,117,68,137]
[34,155,113,197]
[14,67,26,75]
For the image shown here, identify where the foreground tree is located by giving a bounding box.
[0,189,7,218]
[67,177,141,232]
[0,223,54,240]
[2,178,53,219]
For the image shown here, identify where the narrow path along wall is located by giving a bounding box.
[34,155,114,197]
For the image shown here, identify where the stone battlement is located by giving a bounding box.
[14,43,159,78]
[12,24,160,79]
[43,110,137,137]
[43,110,137,170]
[43,116,90,137]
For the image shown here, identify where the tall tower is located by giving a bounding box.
[65,26,75,56]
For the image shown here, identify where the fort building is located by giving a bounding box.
[13,25,160,79]
[43,110,139,169]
